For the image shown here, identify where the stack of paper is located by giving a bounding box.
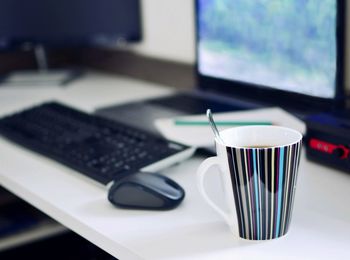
[154,107,306,148]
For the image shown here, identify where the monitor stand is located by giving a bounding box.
[0,45,80,87]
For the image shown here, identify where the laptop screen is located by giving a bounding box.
[197,0,339,99]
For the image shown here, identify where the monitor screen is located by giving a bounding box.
[198,0,338,99]
[0,0,142,49]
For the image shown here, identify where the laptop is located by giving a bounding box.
[96,0,345,135]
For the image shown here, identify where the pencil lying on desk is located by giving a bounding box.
[174,120,273,126]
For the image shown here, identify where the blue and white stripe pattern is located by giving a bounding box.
[225,141,302,240]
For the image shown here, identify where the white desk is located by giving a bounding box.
[0,72,350,259]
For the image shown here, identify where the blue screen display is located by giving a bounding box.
[198,0,337,98]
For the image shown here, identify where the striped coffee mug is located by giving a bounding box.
[197,126,302,240]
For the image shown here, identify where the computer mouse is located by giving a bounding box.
[107,172,185,210]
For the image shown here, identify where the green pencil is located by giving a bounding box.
[174,120,273,126]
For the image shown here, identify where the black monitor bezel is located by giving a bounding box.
[195,0,346,111]
[0,0,142,50]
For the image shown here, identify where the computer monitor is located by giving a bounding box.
[196,0,346,111]
[0,0,142,85]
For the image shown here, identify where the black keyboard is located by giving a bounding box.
[0,102,189,185]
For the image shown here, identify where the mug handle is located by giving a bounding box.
[196,156,237,233]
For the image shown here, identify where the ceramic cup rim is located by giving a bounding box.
[216,125,302,149]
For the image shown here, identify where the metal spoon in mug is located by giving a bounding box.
[206,109,224,144]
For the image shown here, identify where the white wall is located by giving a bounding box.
[131,0,195,64]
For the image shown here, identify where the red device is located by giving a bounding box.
[305,112,350,173]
